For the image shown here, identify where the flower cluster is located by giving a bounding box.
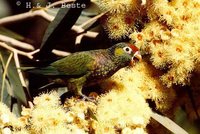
[0,92,97,134]
[95,0,146,39]
[0,103,24,134]
[130,0,200,87]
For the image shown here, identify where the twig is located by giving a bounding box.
[74,12,107,44]
[0,41,73,59]
[52,49,70,57]
[0,0,104,59]
[0,34,34,51]
[1,52,13,102]
[75,31,99,45]
[151,112,188,134]
[13,52,27,88]
[79,12,106,30]
[0,42,33,59]
[0,10,54,25]
[33,10,54,21]
[28,49,40,56]
[0,4,102,46]
[28,101,34,109]
[0,0,78,25]
[14,52,32,102]
[73,12,107,45]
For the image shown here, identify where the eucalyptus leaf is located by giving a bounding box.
[0,58,11,107]
[0,27,25,41]
[87,107,98,121]
[46,8,59,17]
[36,0,90,60]
[12,102,22,117]
[1,88,12,108]
[82,2,100,16]
[0,50,28,106]
[76,15,91,25]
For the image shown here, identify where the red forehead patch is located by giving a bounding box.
[128,44,139,52]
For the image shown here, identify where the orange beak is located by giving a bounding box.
[130,51,142,66]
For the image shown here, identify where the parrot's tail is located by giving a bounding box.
[20,66,63,76]
[18,67,36,70]
[38,81,68,91]
[38,82,56,90]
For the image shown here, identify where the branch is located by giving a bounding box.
[14,52,32,101]
[0,42,69,59]
[0,7,97,34]
[0,3,102,47]
[75,31,99,45]
[0,42,33,59]
[0,0,103,59]
[79,12,106,29]
[73,12,107,45]
[0,34,34,51]
[13,52,27,88]
[0,10,54,25]
[52,49,70,57]
[0,0,79,25]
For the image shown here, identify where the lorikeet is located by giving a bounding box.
[28,42,142,99]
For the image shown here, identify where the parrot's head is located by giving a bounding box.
[109,42,142,66]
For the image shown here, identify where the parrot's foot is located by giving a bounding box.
[79,94,97,103]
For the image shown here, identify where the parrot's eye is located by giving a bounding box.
[123,47,132,54]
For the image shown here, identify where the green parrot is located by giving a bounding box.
[28,42,142,99]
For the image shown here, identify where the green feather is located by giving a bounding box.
[26,51,95,76]
[51,51,95,76]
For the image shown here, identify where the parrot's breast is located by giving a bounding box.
[90,63,116,78]
[86,51,122,82]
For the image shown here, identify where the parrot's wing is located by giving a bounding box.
[50,52,95,76]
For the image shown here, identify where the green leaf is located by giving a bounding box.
[12,102,22,117]
[0,26,25,41]
[81,2,100,16]
[46,8,59,17]
[0,61,12,107]
[36,0,90,60]
[0,50,28,106]
[87,107,98,121]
